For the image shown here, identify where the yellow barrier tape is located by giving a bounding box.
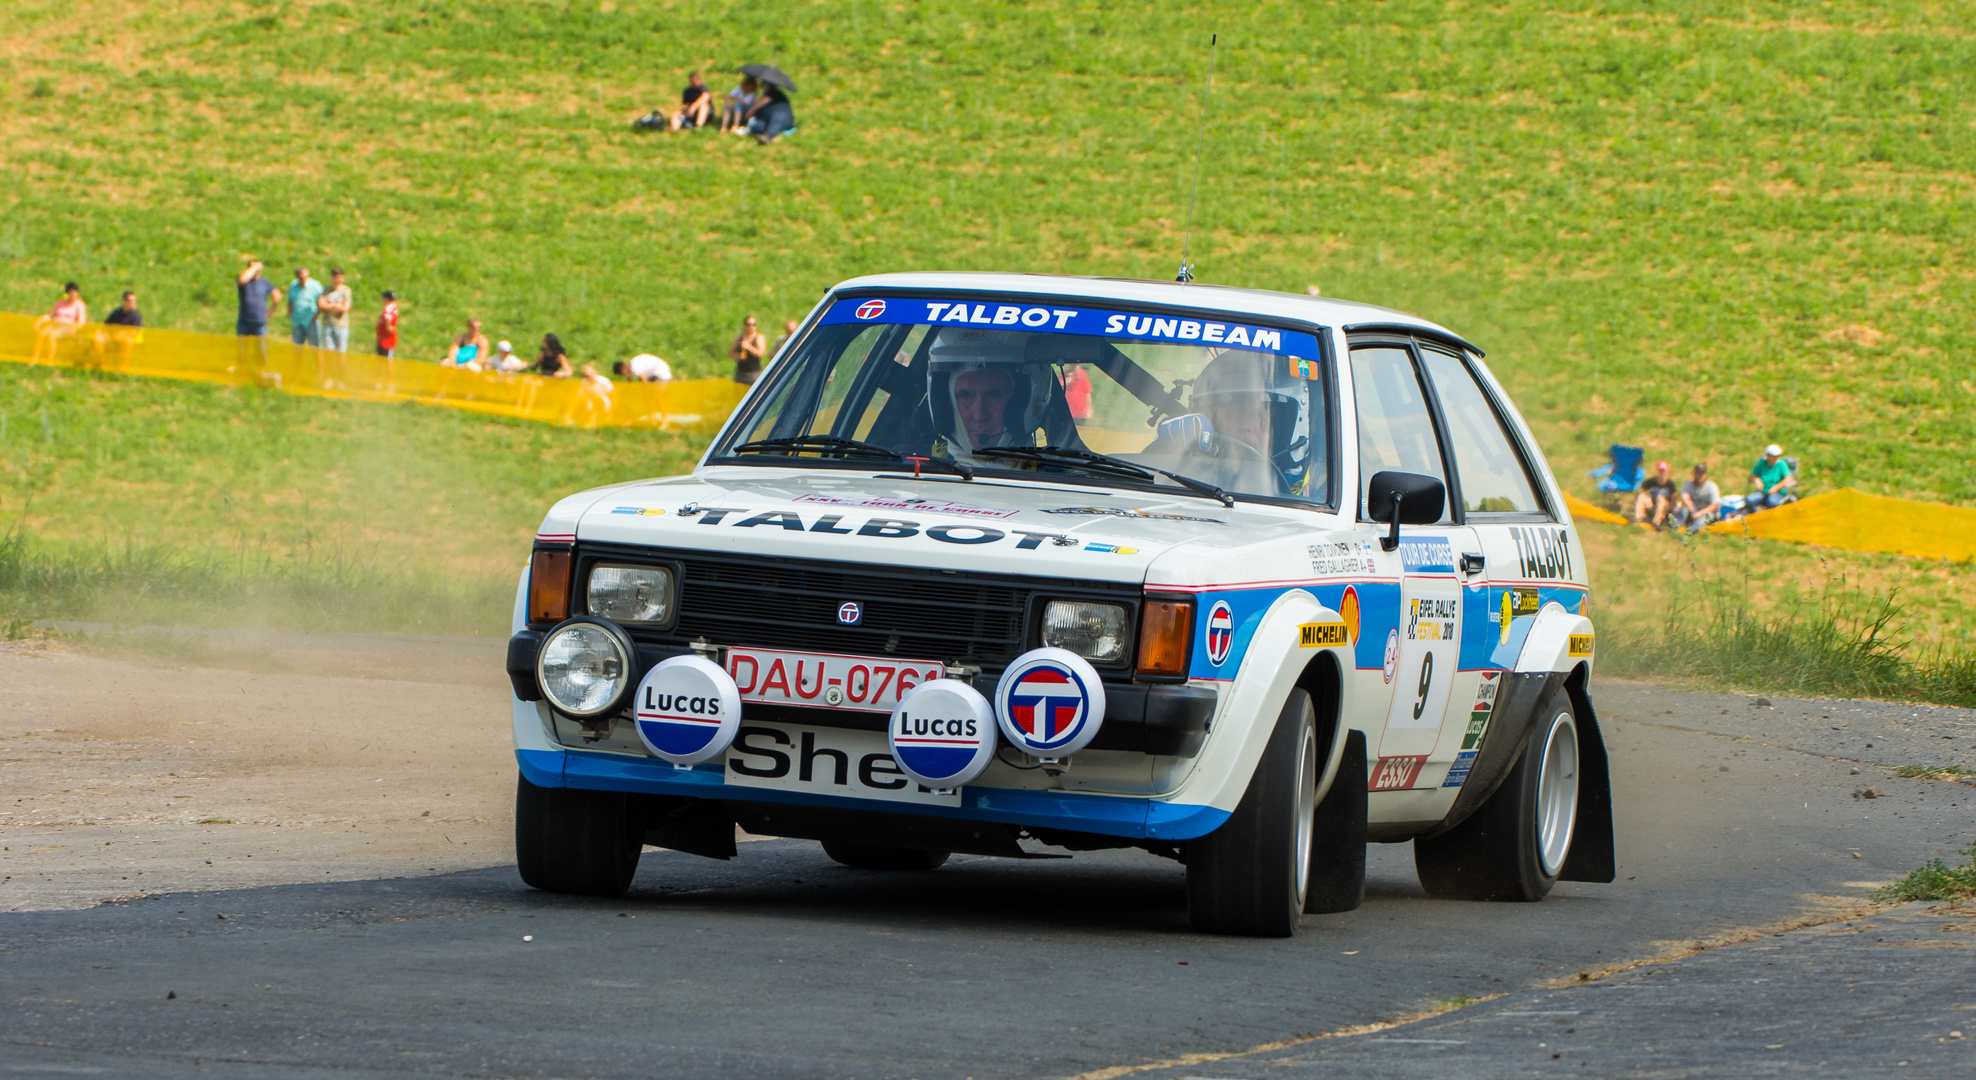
[1562,492,1630,525]
[1707,487,1976,562]
[0,312,747,433]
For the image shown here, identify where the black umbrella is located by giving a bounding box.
[739,63,796,93]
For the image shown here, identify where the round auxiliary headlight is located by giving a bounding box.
[536,617,637,718]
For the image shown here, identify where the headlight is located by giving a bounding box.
[587,564,673,624]
[1041,600,1129,663]
[536,618,636,717]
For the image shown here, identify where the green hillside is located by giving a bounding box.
[3,0,1971,502]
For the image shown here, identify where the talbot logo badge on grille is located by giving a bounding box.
[837,602,863,626]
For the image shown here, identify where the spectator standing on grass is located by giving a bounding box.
[1748,443,1797,511]
[375,290,399,358]
[1631,459,1676,529]
[537,333,573,377]
[446,318,490,368]
[720,75,758,135]
[614,354,671,382]
[317,268,353,352]
[287,268,324,347]
[772,319,799,360]
[236,260,279,336]
[102,290,142,328]
[1669,463,1721,534]
[1064,363,1094,426]
[672,71,712,130]
[731,316,768,384]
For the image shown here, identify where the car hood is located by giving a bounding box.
[537,466,1323,584]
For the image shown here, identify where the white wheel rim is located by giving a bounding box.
[1293,721,1317,906]
[1535,710,1580,877]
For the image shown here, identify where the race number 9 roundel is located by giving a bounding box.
[1205,600,1235,666]
[994,648,1107,758]
[887,679,997,789]
[633,655,743,767]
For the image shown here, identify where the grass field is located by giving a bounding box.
[2,2,1972,694]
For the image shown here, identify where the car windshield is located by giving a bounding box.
[713,296,1333,505]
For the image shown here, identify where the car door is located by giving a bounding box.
[1411,343,1566,788]
[1347,341,1480,793]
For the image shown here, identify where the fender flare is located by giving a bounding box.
[1425,607,1615,883]
[1166,591,1360,816]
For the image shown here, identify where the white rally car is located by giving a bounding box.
[507,273,1612,936]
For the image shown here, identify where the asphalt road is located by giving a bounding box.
[3,679,1972,1079]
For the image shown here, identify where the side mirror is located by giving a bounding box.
[1366,470,1446,551]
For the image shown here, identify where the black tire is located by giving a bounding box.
[515,773,642,897]
[821,841,950,871]
[1415,691,1581,902]
[1185,688,1318,937]
[1305,728,1368,914]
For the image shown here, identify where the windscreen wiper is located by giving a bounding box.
[729,435,974,480]
[973,445,1232,507]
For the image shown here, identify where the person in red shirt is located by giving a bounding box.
[1064,363,1094,425]
[375,290,399,358]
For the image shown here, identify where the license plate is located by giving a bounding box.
[724,722,963,807]
[724,647,946,714]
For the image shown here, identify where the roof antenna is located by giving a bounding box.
[1176,32,1217,285]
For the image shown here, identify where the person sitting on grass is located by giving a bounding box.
[1747,443,1797,511]
[445,318,490,369]
[671,72,712,130]
[491,340,528,373]
[1669,463,1722,534]
[537,333,574,377]
[1631,459,1676,529]
[720,75,759,135]
[744,80,796,144]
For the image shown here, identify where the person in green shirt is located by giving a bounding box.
[317,267,353,352]
[1748,444,1797,510]
[287,268,325,347]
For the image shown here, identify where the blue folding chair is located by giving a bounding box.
[1589,444,1645,493]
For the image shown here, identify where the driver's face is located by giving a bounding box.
[1205,393,1270,450]
[953,370,1015,447]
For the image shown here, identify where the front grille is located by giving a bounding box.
[575,544,1137,676]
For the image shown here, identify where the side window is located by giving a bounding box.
[1417,348,1545,516]
[1350,345,1450,522]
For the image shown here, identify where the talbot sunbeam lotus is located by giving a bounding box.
[508,272,1613,936]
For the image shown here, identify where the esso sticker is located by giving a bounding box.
[633,656,742,767]
[1205,601,1235,666]
[994,648,1106,758]
[887,679,996,790]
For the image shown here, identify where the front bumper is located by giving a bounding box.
[508,629,1216,757]
[516,746,1231,843]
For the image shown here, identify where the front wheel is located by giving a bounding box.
[515,774,643,897]
[1185,689,1318,937]
[1415,693,1581,901]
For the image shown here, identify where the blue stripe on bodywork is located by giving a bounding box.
[520,747,1232,842]
[1190,580,1586,678]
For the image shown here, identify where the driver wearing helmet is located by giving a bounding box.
[1148,349,1313,497]
[926,328,1052,456]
